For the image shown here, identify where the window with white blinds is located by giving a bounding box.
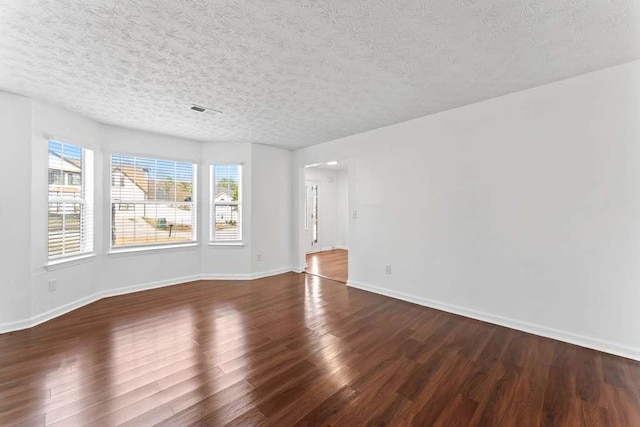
[111,154,196,249]
[211,164,242,241]
[48,140,94,259]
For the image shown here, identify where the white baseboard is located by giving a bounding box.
[0,319,30,333]
[200,273,254,281]
[0,274,201,334]
[103,274,203,299]
[347,280,640,361]
[201,266,297,281]
[1,294,108,334]
[306,246,347,254]
[0,269,297,334]
[26,293,103,332]
[250,266,296,280]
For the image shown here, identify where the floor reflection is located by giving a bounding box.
[2,273,375,425]
[2,272,638,425]
[305,249,348,282]
[304,274,354,389]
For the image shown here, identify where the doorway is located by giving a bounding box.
[306,249,348,283]
[302,161,349,283]
[303,182,318,254]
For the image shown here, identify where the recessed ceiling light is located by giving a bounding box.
[326,161,338,165]
[305,163,321,168]
[190,104,222,116]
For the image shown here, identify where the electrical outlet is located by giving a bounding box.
[257,254,262,262]
[385,265,392,275]
[48,279,57,292]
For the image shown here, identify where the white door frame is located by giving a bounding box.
[303,179,319,257]
[295,162,351,275]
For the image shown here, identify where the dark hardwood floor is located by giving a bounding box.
[1,272,639,426]
[306,249,348,283]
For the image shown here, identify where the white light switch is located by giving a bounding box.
[352,210,358,219]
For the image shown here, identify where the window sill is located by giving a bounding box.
[46,253,96,271]
[108,243,198,257]
[208,242,245,248]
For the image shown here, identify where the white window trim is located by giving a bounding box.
[46,253,96,270]
[47,141,94,262]
[108,242,198,256]
[210,163,243,243]
[208,242,245,247]
[109,155,198,252]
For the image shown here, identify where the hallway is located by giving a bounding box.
[305,249,348,283]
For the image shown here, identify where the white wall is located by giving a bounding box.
[0,92,32,325]
[0,95,295,332]
[4,60,640,361]
[337,170,349,249]
[29,102,204,321]
[304,168,341,252]
[30,98,105,321]
[251,144,292,275]
[98,125,204,290]
[200,142,253,278]
[293,61,640,360]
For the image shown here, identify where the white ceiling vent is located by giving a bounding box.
[190,104,222,116]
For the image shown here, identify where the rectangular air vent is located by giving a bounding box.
[190,104,222,116]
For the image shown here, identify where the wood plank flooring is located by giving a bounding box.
[306,249,348,283]
[1,272,639,426]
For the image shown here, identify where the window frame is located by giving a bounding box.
[210,163,243,243]
[109,153,198,252]
[47,140,94,261]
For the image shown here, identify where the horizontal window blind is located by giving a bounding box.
[111,155,196,248]
[211,164,242,241]
[48,140,93,259]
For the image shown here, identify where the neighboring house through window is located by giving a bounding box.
[47,140,94,259]
[111,154,196,249]
[211,164,242,242]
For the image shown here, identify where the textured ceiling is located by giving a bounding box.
[0,0,638,149]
